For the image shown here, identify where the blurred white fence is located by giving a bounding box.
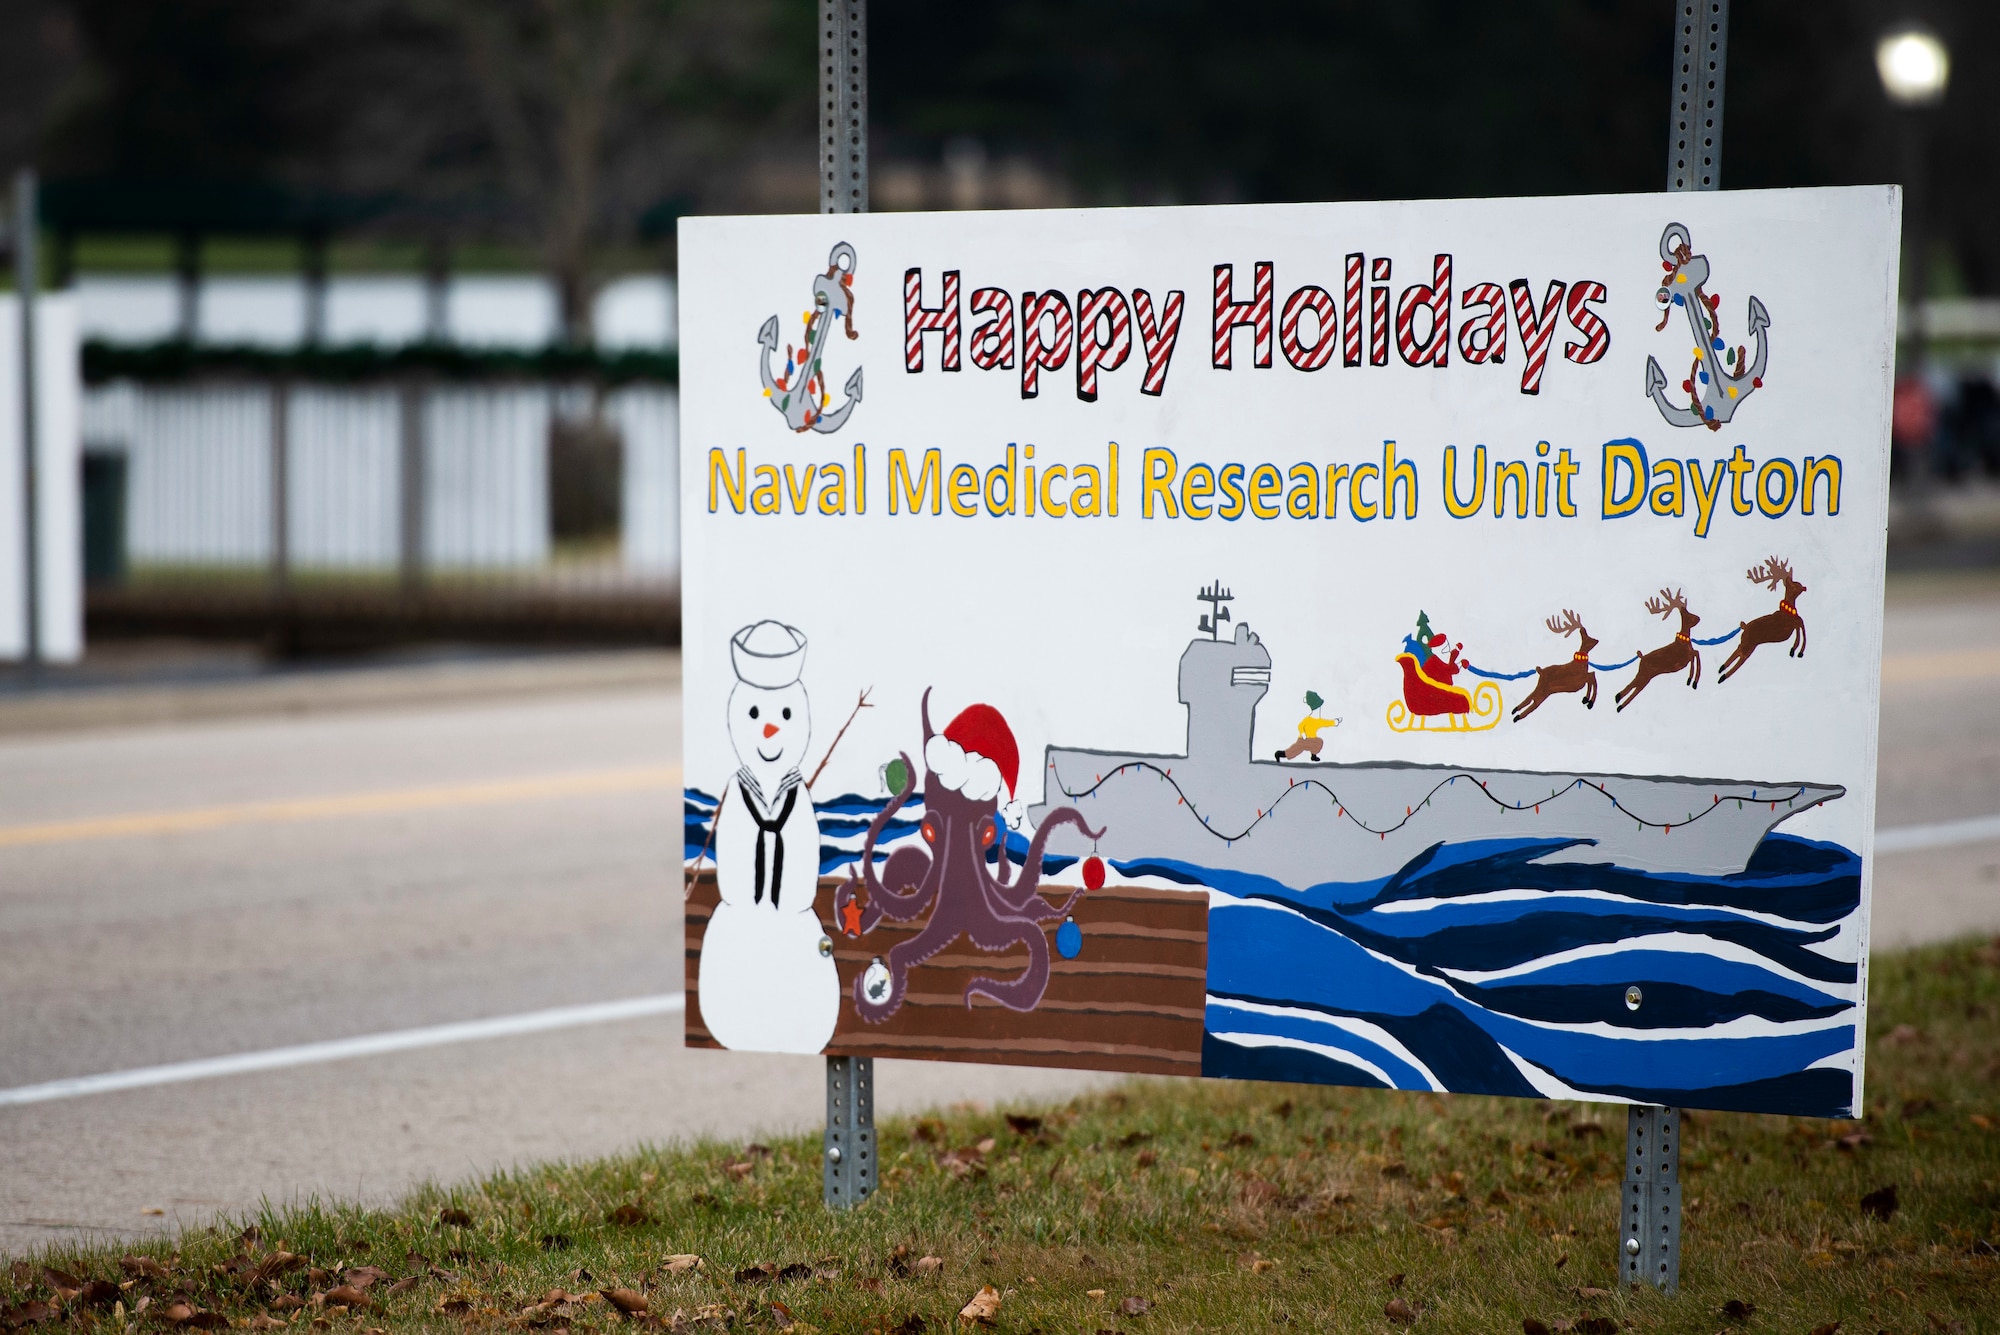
[82,379,678,589]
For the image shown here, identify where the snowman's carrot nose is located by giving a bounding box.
[763,722,780,739]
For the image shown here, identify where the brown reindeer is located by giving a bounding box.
[1717,556,1807,682]
[1614,589,1702,712]
[1511,610,1600,722]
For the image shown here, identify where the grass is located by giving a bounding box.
[5,938,1997,1335]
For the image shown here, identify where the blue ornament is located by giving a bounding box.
[1672,294,1685,306]
[1698,370,1709,384]
[1056,917,1083,960]
[1703,405,1715,419]
[1712,337,1725,350]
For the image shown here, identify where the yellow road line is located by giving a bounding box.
[0,765,682,851]
[1882,646,2000,684]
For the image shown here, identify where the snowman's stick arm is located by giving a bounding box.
[806,687,873,791]
[683,785,724,901]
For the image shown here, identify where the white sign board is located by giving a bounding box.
[680,187,1897,1119]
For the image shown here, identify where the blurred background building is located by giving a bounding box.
[3,0,1999,657]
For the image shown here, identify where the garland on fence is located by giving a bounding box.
[1461,625,1742,680]
[81,340,679,386]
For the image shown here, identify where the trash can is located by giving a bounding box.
[81,449,127,585]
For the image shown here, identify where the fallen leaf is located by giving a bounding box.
[1972,1114,1994,1132]
[434,1297,472,1315]
[1575,1319,1616,1335]
[1569,1122,1606,1140]
[1004,1114,1043,1135]
[856,1279,882,1294]
[438,1208,473,1228]
[75,1281,119,1308]
[1523,1321,1551,1335]
[159,1302,196,1324]
[1119,1296,1151,1316]
[1720,1299,1755,1319]
[734,1264,777,1286]
[540,1234,573,1252]
[662,1256,703,1275]
[1926,1314,1966,1335]
[120,1256,169,1281]
[769,1299,794,1330]
[7,1264,29,1287]
[185,1314,228,1330]
[607,1204,650,1227]
[1116,1131,1152,1148]
[386,1278,419,1297]
[1241,1178,1281,1206]
[343,1268,389,1290]
[1487,1188,1512,1206]
[1835,1131,1873,1152]
[247,1316,286,1330]
[1860,1184,1900,1221]
[252,1253,305,1286]
[891,1317,926,1335]
[1251,1260,1275,1275]
[1575,1287,1614,1300]
[1134,1149,1157,1168]
[913,1257,943,1277]
[1886,1024,1922,1047]
[1086,1290,1106,1300]
[1553,1254,1568,1270]
[1388,1273,1406,1289]
[322,1286,371,1309]
[1807,1324,1841,1335]
[1385,1297,1417,1324]
[270,1298,304,1313]
[1,1302,55,1329]
[1381,1161,1408,1179]
[958,1285,1001,1326]
[600,1289,648,1316]
[1902,1097,1937,1119]
[1226,1131,1256,1148]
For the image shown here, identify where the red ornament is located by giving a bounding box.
[1082,856,1106,890]
[1751,377,1763,388]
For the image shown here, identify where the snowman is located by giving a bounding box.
[697,620,841,1053]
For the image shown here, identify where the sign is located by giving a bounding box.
[679,187,1898,1119]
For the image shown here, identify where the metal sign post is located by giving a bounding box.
[1623,0,1729,1293]
[13,169,41,670]
[819,0,876,1213]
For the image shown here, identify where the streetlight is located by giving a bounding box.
[1877,25,1950,479]
[1876,28,1949,107]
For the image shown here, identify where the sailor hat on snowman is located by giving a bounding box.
[923,702,1026,830]
[730,620,807,687]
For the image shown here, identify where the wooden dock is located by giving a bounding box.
[684,873,1207,1076]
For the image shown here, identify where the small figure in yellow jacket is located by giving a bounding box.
[1277,690,1340,761]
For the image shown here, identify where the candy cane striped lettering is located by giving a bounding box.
[1508,279,1568,395]
[1020,290,1074,400]
[1280,285,1338,371]
[1076,287,1134,401]
[1132,288,1185,396]
[1343,254,1364,367]
[1458,282,1507,364]
[970,287,1015,370]
[1563,280,1611,364]
[1370,258,1391,367]
[1394,254,1452,369]
[1212,263,1273,369]
[903,269,961,372]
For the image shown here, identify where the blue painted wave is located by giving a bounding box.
[685,787,1079,877]
[1190,832,1861,1117]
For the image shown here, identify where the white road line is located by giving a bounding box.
[1875,814,2000,855]
[0,993,686,1108]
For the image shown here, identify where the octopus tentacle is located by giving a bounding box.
[981,806,1103,918]
[855,908,960,1023]
[961,918,1050,1012]
[836,754,934,931]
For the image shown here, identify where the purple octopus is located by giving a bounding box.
[833,689,1102,1023]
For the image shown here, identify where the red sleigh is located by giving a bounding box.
[1387,653,1503,734]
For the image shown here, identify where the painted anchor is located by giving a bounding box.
[1644,221,1770,431]
[759,240,864,434]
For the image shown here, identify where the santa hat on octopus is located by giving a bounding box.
[925,702,1027,829]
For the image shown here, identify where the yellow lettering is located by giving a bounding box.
[816,461,847,514]
[784,464,816,513]
[1349,463,1380,521]
[1248,463,1283,519]
[1039,464,1069,517]
[1324,464,1349,518]
[1802,456,1841,515]
[750,464,781,515]
[1181,464,1216,520]
[1494,460,1529,518]
[949,464,980,517]
[1383,442,1417,519]
[1286,463,1320,519]
[1687,457,1727,538]
[1070,465,1103,516]
[1216,463,1246,521]
[1142,447,1178,519]
[709,448,746,514]
[889,448,941,515]
[1648,459,1686,517]
[1442,444,1485,518]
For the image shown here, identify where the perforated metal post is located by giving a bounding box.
[1626,2,1723,1286]
[1622,1106,1682,1291]
[823,1053,876,1209]
[818,0,876,1212]
[1667,0,1728,192]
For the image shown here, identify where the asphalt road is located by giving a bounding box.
[3,592,1999,1255]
